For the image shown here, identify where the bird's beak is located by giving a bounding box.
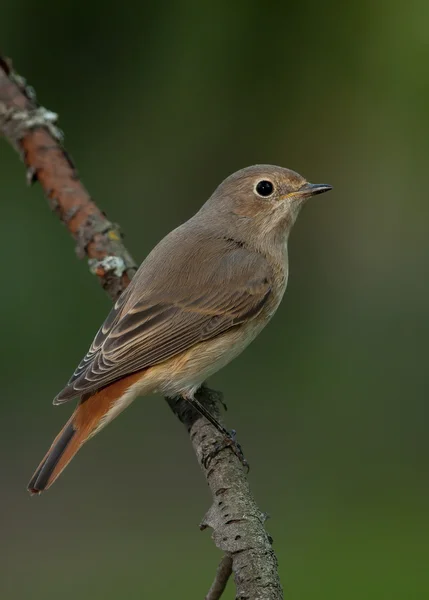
[295,182,332,199]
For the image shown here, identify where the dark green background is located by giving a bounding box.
[1,2,428,598]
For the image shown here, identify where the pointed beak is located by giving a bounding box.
[296,182,332,199]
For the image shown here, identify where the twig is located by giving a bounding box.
[0,56,136,300]
[167,388,283,599]
[205,555,233,600]
[0,56,284,600]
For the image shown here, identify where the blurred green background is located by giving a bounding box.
[1,1,429,598]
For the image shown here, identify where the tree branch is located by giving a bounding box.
[0,56,137,300]
[205,555,233,600]
[0,56,283,600]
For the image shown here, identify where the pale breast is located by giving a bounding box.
[152,252,289,399]
[156,282,287,399]
[154,319,263,399]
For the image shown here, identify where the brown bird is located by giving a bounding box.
[28,164,331,494]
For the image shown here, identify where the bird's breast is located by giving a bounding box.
[154,268,288,399]
[263,260,288,320]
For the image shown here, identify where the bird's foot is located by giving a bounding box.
[203,429,249,472]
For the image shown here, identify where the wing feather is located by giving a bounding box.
[55,234,272,403]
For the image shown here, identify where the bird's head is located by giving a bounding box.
[202,164,332,247]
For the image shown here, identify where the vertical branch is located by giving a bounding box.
[167,388,283,599]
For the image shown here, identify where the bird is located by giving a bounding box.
[28,164,331,494]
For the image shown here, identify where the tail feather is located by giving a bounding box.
[28,370,145,495]
[28,418,78,494]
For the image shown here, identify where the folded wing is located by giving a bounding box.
[55,234,272,403]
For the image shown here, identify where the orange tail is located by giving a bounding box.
[28,371,144,495]
[28,415,82,494]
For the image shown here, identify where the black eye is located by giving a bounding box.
[255,180,274,197]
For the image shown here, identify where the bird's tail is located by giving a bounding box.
[28,415,82,494]
[28,371,144,495]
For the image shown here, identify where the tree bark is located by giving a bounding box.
[0,56,283,600]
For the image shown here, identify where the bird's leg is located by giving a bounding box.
[183,394,230,437]
[183,391,249,471]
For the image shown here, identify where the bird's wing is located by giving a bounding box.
[55,237,272,402]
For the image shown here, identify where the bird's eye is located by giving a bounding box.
[255,180,274,197]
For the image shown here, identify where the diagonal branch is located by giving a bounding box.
[0,56,283,600]
[0,56,137,300]
[205,555,233,600]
